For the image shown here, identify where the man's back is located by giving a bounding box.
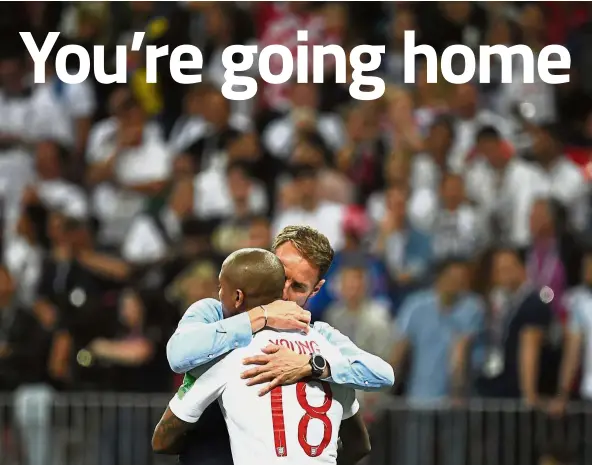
[170,328,358,465]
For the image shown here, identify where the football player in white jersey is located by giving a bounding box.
[153,248,370,464]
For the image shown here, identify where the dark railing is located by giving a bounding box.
[371,399,592,465]
[2,389,591,465]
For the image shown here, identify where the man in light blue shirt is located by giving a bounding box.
[390,259,484,465]
[165,225,395,465]
[391,259,484,401]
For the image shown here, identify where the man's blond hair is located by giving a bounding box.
[271,226,334,279]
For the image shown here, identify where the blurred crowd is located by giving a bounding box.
[1,0,592,427]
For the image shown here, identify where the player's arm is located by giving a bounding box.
[241,323,395,395]
[152,357,229,454]
[167,299,310,374]
[152,406,192,454]
[337,390,370,465]
[337,413,371,465]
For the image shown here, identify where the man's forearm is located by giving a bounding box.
[314,322,395,391]
[557,331,583,398]
[519,328,543,402]
[152,407,192,454]
[337,415,371,465]
[167,311,254,373]
[450,337,470,397]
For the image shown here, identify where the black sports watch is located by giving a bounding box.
[309,354,327,378]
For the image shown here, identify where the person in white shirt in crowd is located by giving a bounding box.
[449,83,514,172]
[428,173,487,260]
[85,90,173,247]
[410,116,455,195]
[272,164,346,251]
[262,82,346,161]
[194,160,268,221]
[29,56,96,164]
[28,141,88,218]
[168,84,251,166]
[122,177,194,265]
[528,123,589,232]
[0,54,37,245]
[464,125,547,248]
[494,4,556,126]
[87,86,165,156]
[550,248,592,415]
[5,140,88,306]
[173,88,252,176]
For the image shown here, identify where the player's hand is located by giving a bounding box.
[251,300,311,334]
[241,344,311,396]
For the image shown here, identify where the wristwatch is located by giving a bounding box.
[309,354,327,378]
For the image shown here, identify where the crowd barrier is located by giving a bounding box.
[0,389,590,465]
[370,398,592,465]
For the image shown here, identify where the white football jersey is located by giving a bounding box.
[169,328,359,465]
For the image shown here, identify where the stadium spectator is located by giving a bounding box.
[476,248,553,402]
[430,173,487,260]
[272,164,347,250]
[526,198,568,319]
[325,263,393,361]
[373,182,433,309]
[465,125,547,247]
[391,259,484,401]
[122,177,194,264]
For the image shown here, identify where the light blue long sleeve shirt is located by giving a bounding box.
[167,298,395,391]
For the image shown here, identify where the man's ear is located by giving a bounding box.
[235,289,245,308]
[310,279,325,298]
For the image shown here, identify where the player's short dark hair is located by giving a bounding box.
[476,125,501,142]
[272,225,334,279]
[222,248,285,309]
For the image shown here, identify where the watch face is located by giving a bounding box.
[313,354,326,370]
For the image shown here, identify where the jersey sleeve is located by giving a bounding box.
[341,388,360,420]
[166,298,253,373]
[168,356,230,423]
